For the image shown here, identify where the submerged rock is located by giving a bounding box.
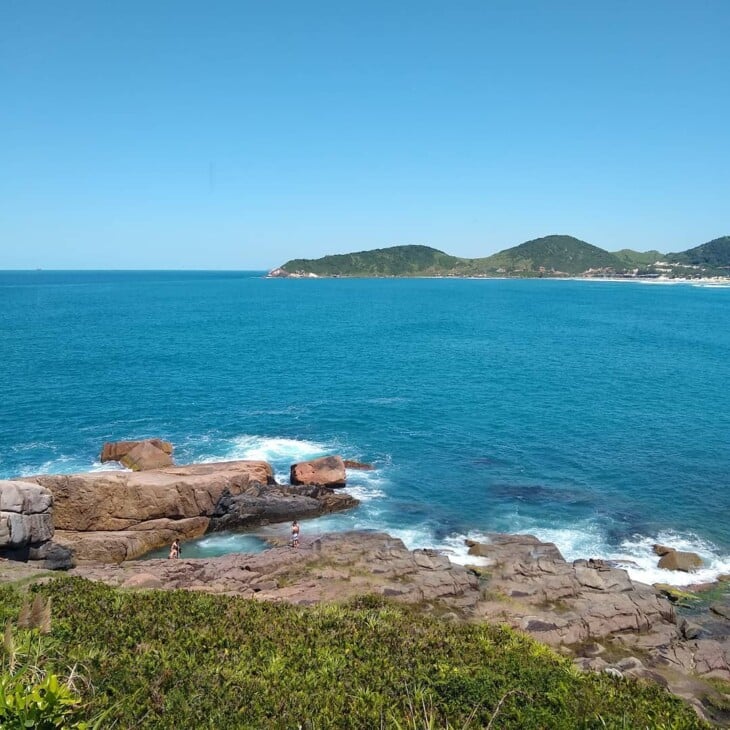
[343,460,374,471]
[710,603,730,621]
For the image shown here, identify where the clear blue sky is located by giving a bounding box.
[1,1,728,269]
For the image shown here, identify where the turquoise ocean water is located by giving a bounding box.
[1,270,729,584]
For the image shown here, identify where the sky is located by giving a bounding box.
[1,1,728,269]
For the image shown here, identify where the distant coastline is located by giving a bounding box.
[268,234,730,281]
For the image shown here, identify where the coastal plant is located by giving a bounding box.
[0,608,83,729]
[0,578,711,728]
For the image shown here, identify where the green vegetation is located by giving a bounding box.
[472,235,623,276]
[281,245,463,277]
[612,248,664,268]
[276,234,730,279]
[668,236,730,271]
[0,579,708,728]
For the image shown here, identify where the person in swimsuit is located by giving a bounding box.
[290,521,300,548]
[169,539,181,559]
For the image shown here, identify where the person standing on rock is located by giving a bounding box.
[169,539,181,559]
[291,521,300,548]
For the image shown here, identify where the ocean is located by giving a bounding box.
[1,270,729,585]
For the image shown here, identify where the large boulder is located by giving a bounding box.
[120,441,173,471]
[212,483,358,530]
[657,549,703,572]
[25,461,274,532]
[653,544,674,556]
[290,456,346,488]
[100,439,173,463]
[22,461,274,562]
[0,481,71,569]
[0,481,54,546]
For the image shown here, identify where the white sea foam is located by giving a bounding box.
[225,434,329,463]
[423,520,730,587]
[89,460,126,472]
[197,433,391,501]
[198,434,331,482]
[612,531,730,586]
[15,455,78,477]
[194,533,266,551]
[343,469,388,503]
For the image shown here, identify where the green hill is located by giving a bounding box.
[612,248,664,268]
[273,234,730,278]
[276,236,624,278]
[668,235,730,269]
[474,234,624,275]
[279,244,463,277]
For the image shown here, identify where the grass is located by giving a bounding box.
[0,578,710,729]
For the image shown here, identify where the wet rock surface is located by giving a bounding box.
[658,549,704,572]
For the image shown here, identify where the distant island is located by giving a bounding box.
[268,234,730,280]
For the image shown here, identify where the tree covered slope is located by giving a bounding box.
[474,235,624,275]
[280,244,463,276]
[668,235,730,269]
[273,235,730,278]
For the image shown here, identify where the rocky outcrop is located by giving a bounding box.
[467,534,676,646]
[20,461,358,563]
[290,455,346,487]
[211,483,358,530]
[101,439,173,462]
[25,461,274,532]
[0,481,73,569]
[0,481,54,544]
[120,441,174,471]
[465,533,730,721]
[657,549,704,572]
[53,518,209,563]
[23,461,275,562]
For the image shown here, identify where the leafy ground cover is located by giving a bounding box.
[0,578,709,728]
